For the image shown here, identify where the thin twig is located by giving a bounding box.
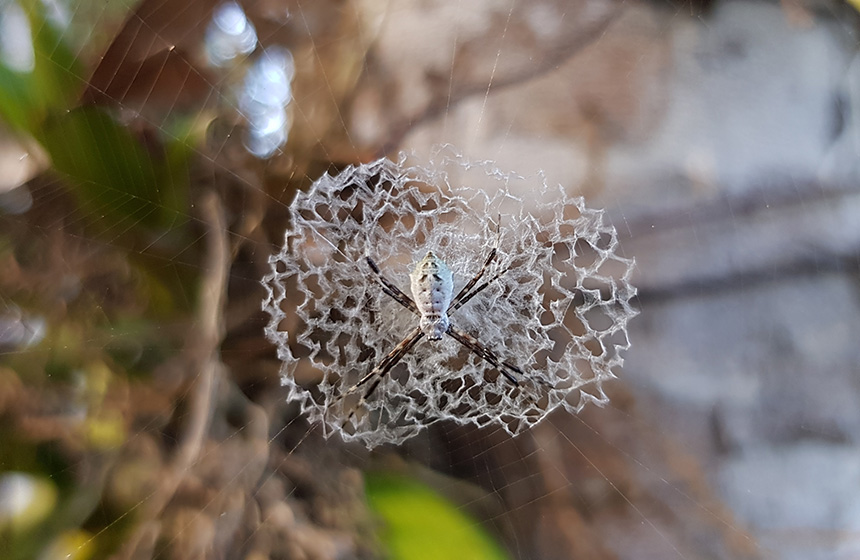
[143,190,230,518]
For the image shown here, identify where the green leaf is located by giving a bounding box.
[365,472,511,560]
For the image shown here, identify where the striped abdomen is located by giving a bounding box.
[410,251,454,340]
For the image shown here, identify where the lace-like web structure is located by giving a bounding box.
[262,150,637,448]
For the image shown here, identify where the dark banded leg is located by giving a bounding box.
[448,216,504,310]
[447,326,550,391]
[339,327,425,426]
[448,248,497,312]
[450,265,510,313]
[366,257,419,315]
[447,326,523,386]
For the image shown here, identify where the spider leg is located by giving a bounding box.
[447,325,551,392]
[450,265,510,313]
[448,247,497,312]
[338,326,425,427]
[446,326,520,385]
[447,215,504,311]
[366,256,419,315]
[336,257,422,428]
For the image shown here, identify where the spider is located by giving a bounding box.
[337,242,545,426]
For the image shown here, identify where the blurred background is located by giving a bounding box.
[1,0,859,559]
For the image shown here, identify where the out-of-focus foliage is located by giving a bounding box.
[0,1,80,134]
[0,0,494,558]
[1,2,208,558]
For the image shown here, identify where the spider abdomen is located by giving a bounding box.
[410,251,454,340]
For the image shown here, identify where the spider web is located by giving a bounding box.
[261,149,636,447]
[0,0,857,559]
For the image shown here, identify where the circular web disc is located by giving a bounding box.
[262,148,637,448]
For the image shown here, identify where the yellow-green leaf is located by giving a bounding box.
[365,472,511,560]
